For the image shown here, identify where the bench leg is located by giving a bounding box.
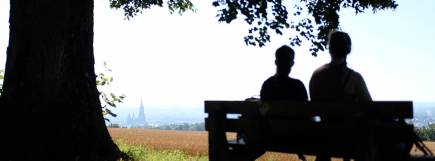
[314,155,331,161]
[208,113,227,161]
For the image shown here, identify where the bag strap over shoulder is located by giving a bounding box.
[342,68,353,95]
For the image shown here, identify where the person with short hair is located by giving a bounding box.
[259,45,308,161]
[260,45,308,101]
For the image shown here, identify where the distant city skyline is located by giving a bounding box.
[109,101,435,127]
[109,98,207,126]
[126,98,147,127]
[1,0,434,110]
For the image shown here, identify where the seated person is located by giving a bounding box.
[309,31,371,161]
[260,45,308,101]
[260,45,308,161]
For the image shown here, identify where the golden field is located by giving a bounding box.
[109,128,435,161]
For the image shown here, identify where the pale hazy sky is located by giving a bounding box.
[1,0,434,110]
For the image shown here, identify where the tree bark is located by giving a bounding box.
[1,0,120,160]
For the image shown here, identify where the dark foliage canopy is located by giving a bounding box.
[109,0,195,18]
[110,0,397,56]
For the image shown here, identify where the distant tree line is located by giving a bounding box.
[148,122,205,131]
[108,122,206,131]
[415,124,435,141]
[107,123,123,128]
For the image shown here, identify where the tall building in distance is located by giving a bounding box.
[127,98,147,127]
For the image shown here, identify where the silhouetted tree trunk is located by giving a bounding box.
[1,0,120,160]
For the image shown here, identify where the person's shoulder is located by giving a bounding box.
[313,63,329,75]
[262,76,276,85]
[289,77,302,83]
[347,68,367,85]
[264,76,275,82]
[348,68,363,79]
[289,77,305,86]
[289,78,308,98]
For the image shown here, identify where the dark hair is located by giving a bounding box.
[275,45,295,61]
[328,31,352,58]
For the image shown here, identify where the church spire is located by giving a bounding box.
[137,97,146,125]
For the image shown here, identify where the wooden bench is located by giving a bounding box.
[204,101,415,161]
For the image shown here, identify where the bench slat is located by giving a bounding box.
[205,101,260,115]
[205,118,259,132]
[205,101,413,119]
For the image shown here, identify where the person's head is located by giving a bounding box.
[275,45,295,77]
[328,31,352,59]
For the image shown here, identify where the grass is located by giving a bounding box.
[116,140,207,161]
